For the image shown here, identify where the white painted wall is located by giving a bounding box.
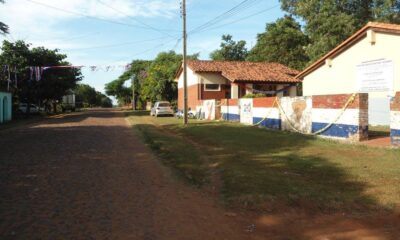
[303,31,400,125]
[303,32,400,97]
[177,67,198,88]
[177,68,228,89]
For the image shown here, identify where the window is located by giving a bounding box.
[204,84,220,91]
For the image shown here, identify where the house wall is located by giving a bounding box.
[303,32,400,125]
[303,32,400,96]
[391,92,400,145]
[0,92,12,124]
[177,68,229,110]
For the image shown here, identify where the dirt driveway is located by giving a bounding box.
[0,109,252,240]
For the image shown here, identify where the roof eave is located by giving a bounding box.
[296,22,400,79]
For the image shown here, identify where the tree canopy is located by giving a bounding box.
[280,0,400,61]
[106,51,198,107]
[75,84,112,108]
[210,35,248,61]
[247,15,309,70]
[0,40,82,111]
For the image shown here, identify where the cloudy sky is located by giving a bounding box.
[0,0,283,95]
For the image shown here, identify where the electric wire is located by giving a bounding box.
[95,0,177,38]
[25,0,177,32]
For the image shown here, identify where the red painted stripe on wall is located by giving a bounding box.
[391,92,400,111]
[312,94,368,109]
[228,99,238,106]
[253,97,277,108]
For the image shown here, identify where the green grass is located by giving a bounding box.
[126,111,400,213]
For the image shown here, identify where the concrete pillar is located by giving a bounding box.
[231,84,239,99]
[390,92,400,146]
[289,86,297,97]
[245,84,253,95]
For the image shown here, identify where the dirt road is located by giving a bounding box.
[0,110,250,240]
[1,109,399,240]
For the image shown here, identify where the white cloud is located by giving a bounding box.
[0,0,178,43]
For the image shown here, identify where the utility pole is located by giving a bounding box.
[131,75,136,110]
[182,0,188,125]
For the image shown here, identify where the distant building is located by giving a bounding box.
[175,60,301,110]
[0,91,12,124]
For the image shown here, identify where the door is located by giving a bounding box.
[3,97,8,122]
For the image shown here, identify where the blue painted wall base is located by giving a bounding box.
[312,122,361,138]
[253,117,281,130]
[222,113,240,122]
[391,129,400,146]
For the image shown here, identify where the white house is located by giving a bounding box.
[297,22,400,126]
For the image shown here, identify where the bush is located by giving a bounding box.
[242,93,266,98]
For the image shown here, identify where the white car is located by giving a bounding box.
[150,101,174,117]
[18,103,40,114]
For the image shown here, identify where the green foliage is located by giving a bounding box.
[280,0,400,62]
[75,84,112,108]
[242,93,266,98]
[105,60,152,107]
[0,0,8,35]
[247,15,309,70]
[104,77,131,106]
[210,35,248,61]
[141,51,184,103]
[0,40,82,109]
[108,51,198,107]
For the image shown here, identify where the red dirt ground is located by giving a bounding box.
[0,109,399,240]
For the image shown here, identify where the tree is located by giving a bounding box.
[75,84,112,108]
[247,15,309,70]
[210,35,248,61]
[280,0,400,61]
[104,78,131,106]
[141,51,199,104]
[0,0,8,35]
[0,40,82,113]
[75,84,97,107]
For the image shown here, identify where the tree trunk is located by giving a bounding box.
[53,102,57,114]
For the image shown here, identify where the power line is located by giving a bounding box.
[191,4,280,35]
[188,0,260,34]
[95,0,177,38]
[24,0,178,32]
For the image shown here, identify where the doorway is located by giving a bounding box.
[3,97,7,122]
[366,93,391,146]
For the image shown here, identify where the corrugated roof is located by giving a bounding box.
[176,60,301,83]
[297,22,400,79]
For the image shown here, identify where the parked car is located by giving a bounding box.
[18,103,40,114]
[150,101,174,117]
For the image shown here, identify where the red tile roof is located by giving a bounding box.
[297,22,400,79]
[177,60,301,83]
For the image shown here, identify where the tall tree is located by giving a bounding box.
[0,40,82,113]
[280,0,400,61]
[104,77,131,106]
[247,15,309,70]
[141,51,198,104]
[0,0,8,35]
[210,35,248,61]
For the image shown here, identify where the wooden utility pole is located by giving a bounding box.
[131,75,136,110]
[182,0,188,125]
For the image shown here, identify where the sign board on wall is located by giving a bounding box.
[356,59,394,93]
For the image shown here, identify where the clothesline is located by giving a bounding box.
[2,63,133,85]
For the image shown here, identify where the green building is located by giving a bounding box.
[0,91,12,124]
